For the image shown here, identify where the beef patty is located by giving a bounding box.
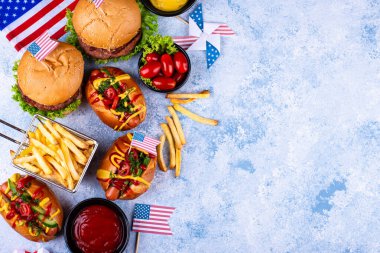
[78,30,142,60]
[18,85,82,111]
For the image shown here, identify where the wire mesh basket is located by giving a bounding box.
[0,114,98,193]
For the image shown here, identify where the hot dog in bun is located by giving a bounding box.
[86,67,147,131]
[96,133,157,200]
[0,174,63,242]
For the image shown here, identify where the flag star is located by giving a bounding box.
[12,13,16,17]
[5,13,8,16]
[22,6,25,10]
[14,6,18,10]
[6,6,10,9]
[3,20,6,24]
[24,0,27,3]
[0,6,2,9]
[8,0,12,2]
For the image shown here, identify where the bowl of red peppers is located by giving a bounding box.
[138,35,191,93]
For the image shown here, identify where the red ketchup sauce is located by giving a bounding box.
[73,205,123,253]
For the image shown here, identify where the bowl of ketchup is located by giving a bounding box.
[64,198,129,253]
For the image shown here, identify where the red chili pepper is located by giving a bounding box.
[173,52,189,74]
[140,61,161,79]
[145,52,160,62]
[131,94,142,103]
[19,203,32,217]
[160,54,174,77]
[32,186,44,199]
[111,96,120,110]
[6,209,15,220]
[45,203,52,217]
[16,176,33,190]
[152,77,176,90]
[91,97,100,105]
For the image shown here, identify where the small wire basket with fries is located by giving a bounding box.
[0,114,98,193]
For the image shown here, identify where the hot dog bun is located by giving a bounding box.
[0,174,63,242]
[97,134,157,200]
[85,67,146,131]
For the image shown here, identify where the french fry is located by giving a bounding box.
[54,123,89,149]
[13,155,35,164]
[157,135,168,172]
[168,106,186,145]
[173,104,219,126]
[57,149,75,190]
[60,141,80,180]
[19,146,33,156]
[27,131,35,140]
[44,173,67,188]
[166,90,210,99]
[21,162,40,173]
[32,147,52,175]
[169,98,196,104]
[62,138,87,165]
[161,123,175,169]
[29,138,58,158]
[175,148,181,177]
[165,116,182,149]
[46,156,67,180]
[9,150,15,157]
[37,123,57,145]
[44,120,61,140]
[35,128,42,141]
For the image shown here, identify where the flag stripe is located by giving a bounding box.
[132,219,169,225]
[51,25,66,40]
[6,0,64,40]
[151,205,176,210]
[131,229,173,235]
[133,224,171,230]
[14,0,76,51]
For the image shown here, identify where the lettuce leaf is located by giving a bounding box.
[11,61,81,119]
[65,0,159,64]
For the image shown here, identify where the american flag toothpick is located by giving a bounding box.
[27,30,58,61]
[130,132,160,156]
[173,3,236,68]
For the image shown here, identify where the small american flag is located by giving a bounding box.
[27,30,58,60]
[0,0,78,53]
[131,132,160,156]
[91,0,103,8]
[132,204,175,236]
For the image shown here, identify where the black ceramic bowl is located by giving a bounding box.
[140,0,196,17]
[138,43,191,93]
[64,198,130,253]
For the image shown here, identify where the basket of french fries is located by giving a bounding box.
[10,114,98,193]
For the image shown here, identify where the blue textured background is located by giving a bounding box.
[1,0,380,252]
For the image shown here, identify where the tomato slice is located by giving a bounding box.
[104,87,117,100]
[19,203,32,217]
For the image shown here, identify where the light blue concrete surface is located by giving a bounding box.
[1,0,380,252]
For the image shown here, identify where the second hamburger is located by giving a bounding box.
[72,0,142,60]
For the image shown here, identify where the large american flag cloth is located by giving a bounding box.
[132,204,175,235]
[131,132,160,156]
[0,0,78,53]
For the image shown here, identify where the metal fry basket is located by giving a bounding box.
[0,114,98,193]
